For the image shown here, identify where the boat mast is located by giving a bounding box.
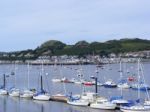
[137,58,140,100]
[41,61,44,91]
[95,77,98,95]
[95,68,98,95]
[120,59,123,96]
[3,74,6,89]
[14,62,17,87]
[40,75,43,91]
[27,62,30,89]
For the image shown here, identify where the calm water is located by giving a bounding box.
[0,63,150,112]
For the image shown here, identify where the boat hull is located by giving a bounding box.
[0,89,8,95]
[9,91,20,97]
[67,100,89,106]
[90,102,116,110]
[33,94,50,101]
[120,106,150,112]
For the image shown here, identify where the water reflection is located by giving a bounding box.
[0,96,121,112]
[67,105,120,112]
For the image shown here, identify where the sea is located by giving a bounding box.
[0,62,150,112]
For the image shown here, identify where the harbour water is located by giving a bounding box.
[0,62,150,112]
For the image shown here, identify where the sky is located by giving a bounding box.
[0,0,150,51]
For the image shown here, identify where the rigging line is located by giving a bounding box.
[139,59,150,100]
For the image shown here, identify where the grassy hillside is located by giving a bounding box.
[0,38,150,60]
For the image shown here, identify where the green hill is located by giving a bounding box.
[33,38,150,57]
[0,38,150,60]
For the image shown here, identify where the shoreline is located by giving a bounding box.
[0,59,150,65]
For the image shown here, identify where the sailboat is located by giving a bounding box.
[67,92,89,106]
[20,63,34,98]
[9,88,20,97]
[51,60,61,83]
[89,74,117,110]
[67,98,89,106]
[0,74,8,95]
[33,75,51,101]
[111,60,130,108]
[117,60,130,89]
[9,63,20,97]
[121,59,150,112]
[67,67,89,106]
[90,99,117,110]
[51,64,68,102]
[33,63,50,101]
[131,60,150,91]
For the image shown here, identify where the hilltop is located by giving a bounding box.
[0,38,150,61]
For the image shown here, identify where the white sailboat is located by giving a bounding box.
[121,59,150,112]
[90,99,117,110]
[67,93,89,106]
[9,63,20,97]
[117,60,130,89]
[51,64,68,102]
[90,75,117,110]
[67,66,89,106]
[81,92,96,103]
[67,98,89,106]
[33,75,50,101]
[0,74,8,95]
[9,88,20,97]
[111,60,130,107]
[33,63,50,101]
[20,63,34,98]
[51,59,62,83]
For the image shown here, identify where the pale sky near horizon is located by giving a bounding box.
[0,0,150,51]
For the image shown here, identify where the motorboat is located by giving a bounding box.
[103,80,117,88]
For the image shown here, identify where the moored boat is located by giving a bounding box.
[9,88,20,97]
[20,90,34,98]
[103,80,117,88]
[90,99,117,110]
[120,105,150,112]
[0,74,8,95]
[33,75,50,101]
[67,98,89,106]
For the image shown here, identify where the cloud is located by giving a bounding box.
[0,0,150,51]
